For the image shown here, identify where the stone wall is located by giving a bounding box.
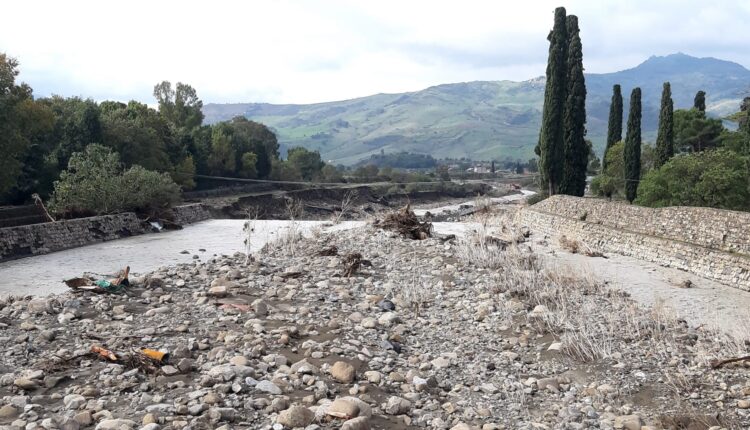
[172,203,213,225]
[0,213,147,261]
[521,196,750,292]
[0,204,214,262]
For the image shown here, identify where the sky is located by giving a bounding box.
[2,0,750,105]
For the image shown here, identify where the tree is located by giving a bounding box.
[586,140,601,174]
[225,117,279,178]
[604,84,623,170]
[171,155,196,190]
[674,109,723,153]
[240,152,258,178]
[287,147,324,180]
[0,53,32,197]
[624,88,642,203]
[153,81,204,130]
[655,82,674,168]
[559,14,587,196]
[693,90,706,112]
[538,7,568,195]
[48,144,180,216]
[636,149,749,211]
[100,101,173,172]
[591,141,625,199]
[207,128,235,175]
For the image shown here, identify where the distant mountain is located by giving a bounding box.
[203,53,750,164]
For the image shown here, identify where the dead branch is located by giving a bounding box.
[710,355,750,369]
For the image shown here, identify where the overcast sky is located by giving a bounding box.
[3,0,749,105]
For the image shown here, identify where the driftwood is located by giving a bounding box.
[317,245,339,256]
[374,205,432,240]
[710,355,750,369]
[342,252,362,277]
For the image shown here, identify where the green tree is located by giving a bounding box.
[654,82,674,168]
[171,155,196,190]
[0,53,32,197]
[674,109,723,152]
[240,152,258,178]
[635,149,749,211]
[225,117,279,178]
[287,147,325,180]
[624,88,642,203]
[591,141,625,199]
[100,101,173,171]
[153,81,204,130]
[693,90,706,112]
[604,84,623,170]
[48,144,180,215]
[560,15,587,196]
[538,7,568,195]
[207,128,236,175]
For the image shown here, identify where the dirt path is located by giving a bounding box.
[529,238,750,335]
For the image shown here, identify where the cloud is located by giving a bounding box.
[1,0,748,104]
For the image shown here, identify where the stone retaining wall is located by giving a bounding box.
[0,213,147,261]
[521,196,750,292]
[0,204,214,262]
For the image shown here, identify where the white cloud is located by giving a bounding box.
[2,0,748,104]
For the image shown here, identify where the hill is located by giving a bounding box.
[203,53,750,164]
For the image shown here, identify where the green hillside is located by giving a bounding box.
[203,54,750,164]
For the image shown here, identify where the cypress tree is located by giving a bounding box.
[694,90,706,112]
[538,7,568,195]
[603,84,622,169]
[560,15,587,196]
[654,82,674,168]
[624,88,642,203]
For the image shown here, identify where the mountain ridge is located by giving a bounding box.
[203,53,750,164]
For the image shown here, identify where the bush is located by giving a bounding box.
[635,149,750,211]
[49,144,180,216]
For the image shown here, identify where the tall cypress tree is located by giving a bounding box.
[603,84,622,169]
[654,82,674,168]
[538,7,568,195]
[560,15,587,196]
[694,90,706,112]
[624,87,642,203]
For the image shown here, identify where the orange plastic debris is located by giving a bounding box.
[140,349,169,363]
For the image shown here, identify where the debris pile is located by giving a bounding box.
[373,205,432,240]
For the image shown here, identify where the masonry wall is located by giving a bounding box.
[0,213,147,261]
[521,195,750,292]
[0,203,214,262]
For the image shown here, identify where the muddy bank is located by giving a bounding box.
[210,183,493,220]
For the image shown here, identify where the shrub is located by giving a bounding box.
[635,149,750,211]
[49,144,180,216]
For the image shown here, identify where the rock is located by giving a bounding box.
[230,355,248,366]
[161,365,179,376]
[140,425,160,430]
[253,300,269,317]
[613,415,642,430]
[208,286,228,297]
[276,405,314,428]
[331,361,355,384]
[547,342,563,351]
[256,380,282,395]
[142,414,157,425]
[208,407,237,422]
[74,411,94,426]
[480,383,498,394]
[95,419,137,430]
[363,371,381,384]
[385,396,411,415]
[450,424,472,430]
[327,398,360,419]
[377,312,399,326]
[0,404,18,419]
[377,299,396,311]
[361,317,377,329]
[13,378,37,390]
[341,397,372,418]
[738,400,750,409]
[63,394,86,410]
[431,356,451,369]
[341,416,371,430]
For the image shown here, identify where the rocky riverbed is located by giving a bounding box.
[1,218,749,430]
